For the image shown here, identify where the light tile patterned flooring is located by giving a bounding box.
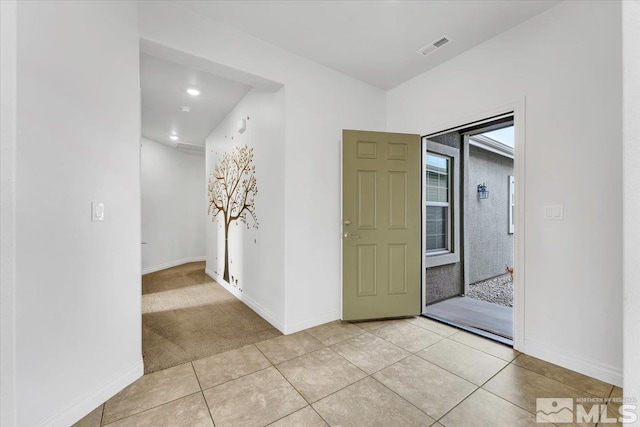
[74,317,621,427]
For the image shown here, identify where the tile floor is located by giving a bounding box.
[74,316,621,427]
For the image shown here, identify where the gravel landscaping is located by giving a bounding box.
[466,274,513,307]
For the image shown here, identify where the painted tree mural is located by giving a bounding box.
[208,145,259,283]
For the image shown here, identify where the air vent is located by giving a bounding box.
[417,36,450,57]
[433,37,449,48]
[176,142,205,154]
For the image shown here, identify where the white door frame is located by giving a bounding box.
[421,98,526,351]
[0,1,18,424]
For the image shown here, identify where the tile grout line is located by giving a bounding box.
[432,386,481,425]
[99,404,105,427]
[370,327,493,422]
[265,339,424,423]
[254,330,324,365]
[200,364,276,395]
[448,331,616,398]
[190,361,204,392]
[476,358,594,423]
[367,374,449,423]
[448,336,592,422]
[126,314,615,427]
[194,345,275,391]
[305,321,367,346]
[368,328,448,354]
[100,391,203,426]
[508,357,614,398]
[254,341,317,421]
[434,360,515,424]
[509,356,611,396]
[445,334,519,362]
[270,347,323,405]
[349,321,505,411]
[360,353,413,377]
[290,323,454,422]
[401,317,465,336]
[594,386,617,427]
[190,362,216,427]
[310,406,332,427]
[410,347,498,388]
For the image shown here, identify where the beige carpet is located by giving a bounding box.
[142,262,281,373]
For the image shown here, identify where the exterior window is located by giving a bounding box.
[426,153,451,253]
[423,138,459,268]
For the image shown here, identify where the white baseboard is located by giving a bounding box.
[524,339,623,387]
[205,267,285,333]
[142,256,205,275]
[37,359,143,427]
[284,310,341,335]
[203,268,339,336]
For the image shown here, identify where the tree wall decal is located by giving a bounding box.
[208,144,259,283]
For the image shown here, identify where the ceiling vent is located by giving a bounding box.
[417,36,450,57]
[176,141,205,155]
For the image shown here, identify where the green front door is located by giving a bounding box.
[342,130,422,321]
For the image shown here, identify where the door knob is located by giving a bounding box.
[344,232,360,239]
[343,219,351,225]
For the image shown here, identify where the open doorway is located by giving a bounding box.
[423,116,516,345]
[139,48,284,373]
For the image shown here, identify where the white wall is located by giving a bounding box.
[138,2,386,333]
[623,0,640,418]
[205,88,286,330]
[1,1,18,425]
[14,2,142,426]
[388,0,622,385]
[141,137,205,274]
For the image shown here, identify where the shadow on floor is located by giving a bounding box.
[142,262,281,373]
[424,296,513,344]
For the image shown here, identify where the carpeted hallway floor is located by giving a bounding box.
[142,262,281,373]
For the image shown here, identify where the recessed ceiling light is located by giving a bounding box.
[169,135,179,141]
[181,106,191,113]
[186,88,200,97]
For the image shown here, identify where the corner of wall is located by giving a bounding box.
[622,0,640,405]
[204,267,286,333]
[37,360,143,427]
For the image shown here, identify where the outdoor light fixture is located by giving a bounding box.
[477,183,489,199]
[169,135,179,141]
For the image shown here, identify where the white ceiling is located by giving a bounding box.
[140,53,251,147]
[180,0,561,90]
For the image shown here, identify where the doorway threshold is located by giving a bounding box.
[423,296,513,346]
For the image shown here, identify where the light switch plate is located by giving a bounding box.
[544,204,563,220]
[92,202,105,222]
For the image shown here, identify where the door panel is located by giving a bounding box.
[343,130,421,321]
[388,244,408,295]
[388,171,408,229]
[357,245,377,296]
[357,171,377,229]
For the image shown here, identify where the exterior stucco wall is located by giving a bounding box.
[467,145,514,284]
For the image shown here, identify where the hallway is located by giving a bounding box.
[142,263,281,373]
